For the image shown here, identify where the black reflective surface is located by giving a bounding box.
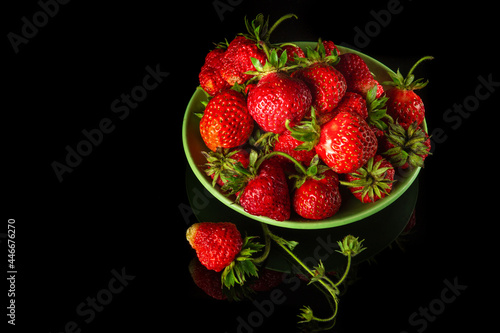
[5,0,495,332]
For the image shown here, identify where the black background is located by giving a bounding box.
[4,0,497,332]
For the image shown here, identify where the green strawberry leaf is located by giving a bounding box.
[221,236,264,289]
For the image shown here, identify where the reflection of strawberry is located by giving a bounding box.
[250,268,284,292]
[188,258,226,300]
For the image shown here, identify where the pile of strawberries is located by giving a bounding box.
[195,14,432,222]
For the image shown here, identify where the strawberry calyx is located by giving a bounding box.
[294,38,340,67]
[221,235,265,289]
[284,106,321,151]
[382,121,431,168]
[340,156,395,203]
[245,47,300,80]
[383,56,434,91]
[365,85,392,131]
[289,154,331,189]
[202,148,249,187]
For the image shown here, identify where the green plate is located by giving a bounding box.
[182,42,424,229]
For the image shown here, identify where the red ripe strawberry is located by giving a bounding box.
[383,56,433,130]
[380,121,431,169]
[186,222,264,289]
[334,92,368,119]
[341,155,395,203]
[199,47,230,96]
[292,63,347,118]
[335,53,384,98]
[239,158,291,221]
[315,110,378,174]
[273,131,317,168]
[220,14,297,86]
[247,70,312,134]
[278,44,305,63]
[291,41,346,119]
[199,88,254,152]
[220,36,267,86]
[186,222,243,272]
[322,40,340,56]
[293,169,341,220]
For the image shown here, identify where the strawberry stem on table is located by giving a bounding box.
[260,223,366,324]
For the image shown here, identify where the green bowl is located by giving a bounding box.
[182,42,423,230]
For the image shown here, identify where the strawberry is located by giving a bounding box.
[315,110,378,174]
[322,40,340,57]
[221,150,291,221]
[239,158,291,221]
[273,130,317,168]
[186,222,243,272]
[291,41,347,119]
[220,36,267,86]
[335,53,384,98]
[333,92,368,119]
[199,88,254,152]
[247,50,312,134]
[199,46,230,96]
[220,14,297,86]
[293,166,341,220]
[277,43,305,63]
[380,121,431,169]
[186,222,263,288]
[383,56,433,130]
[340,155,395,203]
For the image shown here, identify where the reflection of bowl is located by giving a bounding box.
[182,42,424,230]
[185,166,419,272]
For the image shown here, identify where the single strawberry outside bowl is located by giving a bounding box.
[183,42,425,230]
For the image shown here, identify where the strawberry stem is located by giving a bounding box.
[255,151,308,175]
[261,224,365,325]
[407,56,434,78]
[266,13,298,40]
[250,223,271,264]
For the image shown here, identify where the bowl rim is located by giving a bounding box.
[182,42,423,229]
